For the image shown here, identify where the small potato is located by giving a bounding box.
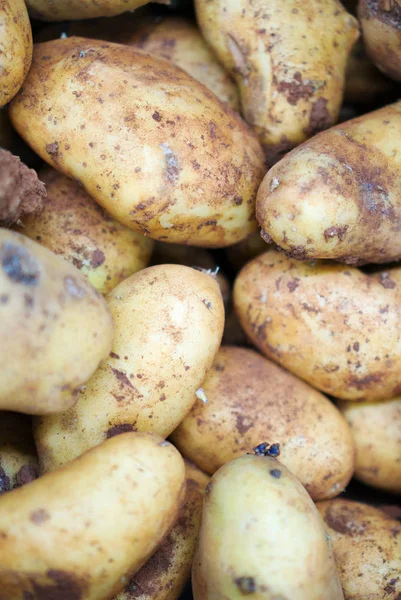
[338,398,401,494]
[257,102,401,265]
[10,37,264,248]
[25,0,166,21]
[16,168,153,295]
[0,230,113,415]
[116,460,209,600]
[171,346,355,500]
[0,412,38,493]
[193,454,344,599]
[233,250,401,401]
[0,432,185,600]
[317,499,401,599]
[35,264,224,472]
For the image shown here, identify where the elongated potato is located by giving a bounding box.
[25,0,166,21]
[234,250,401,401]
[317,499,401,599]
[172,346,355,500]
[338,398,401,494]
[0,230,113,415]
[0,432,185,600]
[10,37,264,248]
[0,413,38,493]
[16,168,153,295]
[35,264,224,472]
[193,454,344,599]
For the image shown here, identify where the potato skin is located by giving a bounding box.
[193,454,344,600]
[25,0,166,21]
[0,230,113,415]
[0,413,38,493]
[10,37,264,248]
[317,499,401,599]
[233,250,401,401]
[16,168,153,295]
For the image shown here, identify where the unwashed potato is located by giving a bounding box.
[233,250,401,401]
[338,398,401,494]
[317,499,401,599]
[0,229,113,415]
[10,37,264,248]
[0,412,39,494]
[195,0,359,164]
[116,460,209,600]
[35,264,224,472]
[193,454,344,599]
[0,432,185,600]
[171,346,355,501]
[16,168,153,295]
[257,102,401,265]
[25,0,167,21]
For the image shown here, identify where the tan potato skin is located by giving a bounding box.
[0,432,185,600]
[34,264,224,472]
[338,398,401,494]
[16,168,153,295]
[195,0,358,164]
[171,346,355,501]
[25,0,167,21]
[317,499,401,599]
[193,454,344,600]
[257,102,401,265]
[0,413,38,493]
[10,37,264,248]
[0,230,113,415]
[233,250,401,401]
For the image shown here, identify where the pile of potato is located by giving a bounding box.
[0,0,400,598]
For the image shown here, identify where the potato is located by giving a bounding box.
[0,432,185,599]
[233,249,401,401]
[317,499,401,599]
[16,168,153,295]
[257,102,401,265]
[0,412,38,494]
[0,229,113,415]
[338,398,401,494]
[34,264,224,472]
[10,37,264,248]
[172,346,355,500]
[116,460,209,600]
[195,0,359,164]
[25,0,166,21]
[193,454,344,599]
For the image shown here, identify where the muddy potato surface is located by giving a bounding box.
[0,412,38,494]
[25,0,166,21]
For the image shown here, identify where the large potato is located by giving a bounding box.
[171,346,355,501]
[0,432,185,600]
[0,229,113,415]
[35,264,224,472]
[317,499,401,599]
[10,37,264,247]
[193,454,344,599]
[195,0,358,164]
[257,102,401,265]
[16,168,153,295]
[25,0,166,21]
[233,249,401,401]
[338,398,401,494]
[0,412,38,493]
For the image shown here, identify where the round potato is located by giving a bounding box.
[233,249,401,401]
[25,0,167,21]
[0,432,185,600]
[0,412,38,494]
[16,168,153,294]
[317,499,401,599]
[0,229,114,415]
[338,398,401,494]
[10,37,264,248]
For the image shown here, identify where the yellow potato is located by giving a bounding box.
[116,460,209,600]
[172,346,355,500]
[317,499,401,599]
[16,168,153,295]
[257,102,401,264]
[0,229,114,415]
[193,454,344,599]
[0,412,38,493]
[338,398,401,494]
[195,0,359,164]
[35,264,224,472]
[233,249,401,401]
[10,37,264,247]
[25,0,166,21]
[0,432,185,600]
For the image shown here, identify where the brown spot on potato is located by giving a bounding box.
[15,465,39,488]
[46,142,59,155]
[234,576,256,594]
[324,225,349,242]
[269,469,282,478]
[112,368,134,389]
[106,423,136,438]
[31,569,85,600]
[90,249,105,268]
[152,111,161,122]
[348,373,382,390]
[1,243,39,286]
[276,72,314,106]
[236,414,253,435]
[380,272,396,289]
[127,533,173,596]
[30,509,50,524]
[287,278,299,292]
[109,352,120,359]
[325,507,366,536]
[304,97,331,136]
